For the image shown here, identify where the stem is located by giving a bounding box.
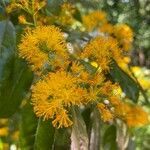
[89,109,100,150]
[30,0,37,27]
[33,14,37,27]
[31,0,35,12]
[116,120,129,150]
[71,107,89,150]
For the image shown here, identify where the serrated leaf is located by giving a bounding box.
[34,118,55,150]
[110,62,139,102]
[20,101,38,150]
[71,107,89,150]
[103,125,118,150]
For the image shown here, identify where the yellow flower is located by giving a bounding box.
[83,10,107,31]
[71,61,105,86]
[113,24,133,51]
[61,2,75,15]
[99,81,119,97]
[109,96,131,118]
[87,72,105,86]
[86,87,101,102]
[18,15,27,24]
[109,96,122,107]
[99,23,114,34]
[6,0,46,14]
[80,71,89,82]
[97,103,114,122]
[108,37,123,63]
[81,36,121,71]
[52,109,73,128]
[125,106,149,127]
[110,97,149,127]
[0,127,9,137]
[71,61,84,74]
[32,70,87,128]
[19,26,69,73]
[114,101,131,118]
[56,2,76,26]
[97,84,149,128]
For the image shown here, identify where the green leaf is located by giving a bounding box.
[73,8,82,22]
[34,118,55,150]
[0,20,33,117]
[53,128,71,150]
[81,60,97,74]
[0,58,33,117]
[103,125,118,150]
[71,107,89,150]
[0,20,15,80]
[82,107,91,132]
[20,101,38,150]
[110,62,139,102]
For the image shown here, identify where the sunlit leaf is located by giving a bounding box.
[110,62,139,102]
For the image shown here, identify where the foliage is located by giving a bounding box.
[0,0,149,150]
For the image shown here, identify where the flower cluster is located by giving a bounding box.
[18,3,149,128]
[100,23,133,51]
[6,0,46,25]
[32,70,87,128]
[19,26,69,74]
[83,10,133,51]
[56,2,76,26]
[109,97,149,127]
[81,36,121,71]
[82,10,107,31]
[6,0,46,14]
[98,97,149,127]
[113,24,133,51]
